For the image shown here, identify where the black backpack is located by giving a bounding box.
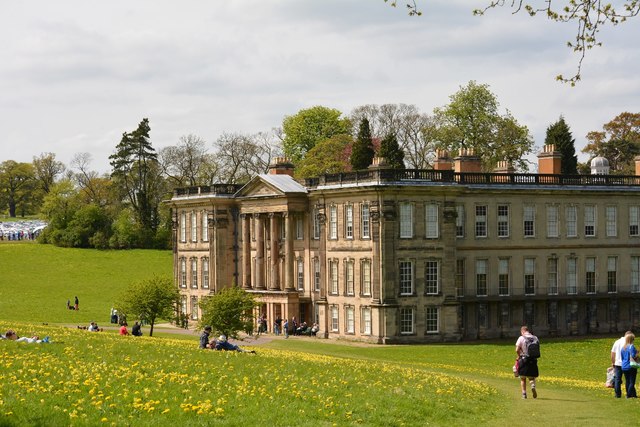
[526,336,541,358]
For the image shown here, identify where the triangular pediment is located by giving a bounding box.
[236,174,307,199]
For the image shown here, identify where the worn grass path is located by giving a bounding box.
[260,337,638,425]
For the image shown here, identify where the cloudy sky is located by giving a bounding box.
[2,0,639,173]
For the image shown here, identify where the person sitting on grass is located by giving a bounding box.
[119,323,130,336]
[212,335,255,353]
[88,322,102,332]
[131,321,143,337]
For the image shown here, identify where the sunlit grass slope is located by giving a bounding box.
[0,243,172,324]
[0,322,506,426]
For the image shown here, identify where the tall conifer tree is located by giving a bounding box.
[350,118,375,170]
[378,133,405,169]
[544,116,578,175]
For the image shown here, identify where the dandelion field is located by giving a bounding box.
[1,244,638,425]
[0,323,506,426]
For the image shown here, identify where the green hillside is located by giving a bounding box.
[0,243,172,324]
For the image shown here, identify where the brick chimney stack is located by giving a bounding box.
[268,157,295,176]
[537,144,562,174]
[433,150,453,171]
[454,148,482,173]
[494,160,515,174]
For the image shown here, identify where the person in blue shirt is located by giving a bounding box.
[620,333,638,398]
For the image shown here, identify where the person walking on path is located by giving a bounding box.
[515,326,540,399]
[611,331,633,398]
[283,319,289,339]
[620,333,638,398]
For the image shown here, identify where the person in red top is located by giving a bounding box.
[119,323,129,336]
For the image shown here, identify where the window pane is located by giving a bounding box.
[425,203,439,238]
[399,261,413,295]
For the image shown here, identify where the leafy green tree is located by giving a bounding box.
[109,118,163,236]
[434,81,533,171]
[198,286,259,339]
[32,152,65,194]
[38,179,80,245]
[544,116,578,175]
[583,112,640,174]
[282,106,351,164]
[116,275,180,337]
[378,133,405,169]
[62,204,112,248]
[0,160,38,217]
[350,118,375,170]
[295,134,352,179]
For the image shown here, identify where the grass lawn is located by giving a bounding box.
[0,242,172,325]
[1,243,638,425]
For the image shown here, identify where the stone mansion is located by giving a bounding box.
[168,146,640,343]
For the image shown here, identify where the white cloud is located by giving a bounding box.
[0,0,639,173]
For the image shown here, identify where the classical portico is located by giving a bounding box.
[235,168,309,331]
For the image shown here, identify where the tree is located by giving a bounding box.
[350,118,375,170]
[295,134,353,178]
[214,132,278,183]
[109,118,164,236]
[388,1,640,84]
[158,134,209,188]
[434,81,534,171]
[32,152,65,194]
[281,106,351,164]
[116,275,180,337]
[378,133,405,169]
[583,112,640,174]
[544,116,578,175]
[198,286,259,339]
[0,161,37,217]
[350,104,435,169]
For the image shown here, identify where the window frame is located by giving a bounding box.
[497,204,510,238]
[399,202,414,239]
[425,259,439,295]
[425,306,439,334]
[523,205,536,238]
[399,260,414,296]
[475,205,487,238]
[361,203,371,239]
[202,257,209,289]
[345,204,354,240]
[425,203,439,239]
[399,307,414,335]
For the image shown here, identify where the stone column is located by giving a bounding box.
[284,212,295,291]
[269,213,280,290]
[255,214,265,290]
[318,208,327,301]
[241,214,251,289]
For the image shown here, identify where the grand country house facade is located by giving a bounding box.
[168,146,640,343]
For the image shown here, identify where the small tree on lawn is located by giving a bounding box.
[198,286,259,339]
[116,275,180,337]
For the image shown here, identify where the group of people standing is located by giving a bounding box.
[611,331,638,399]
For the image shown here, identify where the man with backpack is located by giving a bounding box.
[515,326,540,399]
